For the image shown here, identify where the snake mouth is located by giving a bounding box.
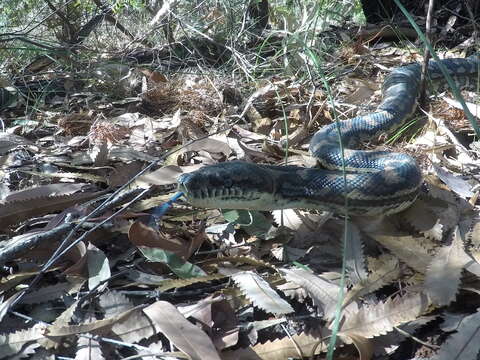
[179,184,264,208]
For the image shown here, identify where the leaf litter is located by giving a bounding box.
[1,21,480,360]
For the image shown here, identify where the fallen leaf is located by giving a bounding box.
[435,309,480,360]
[143,301,222,360]
[424,227,470,306]
[87,243,111,291]
[232,271,294,316]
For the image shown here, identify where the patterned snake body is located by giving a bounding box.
[178,56,480,215]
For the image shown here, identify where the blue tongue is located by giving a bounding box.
[152,191,184,219]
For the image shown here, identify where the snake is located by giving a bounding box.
[177,55,480,216]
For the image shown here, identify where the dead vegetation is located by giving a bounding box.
[1,1,480,359]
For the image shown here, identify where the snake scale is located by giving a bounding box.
[178,55,480,216]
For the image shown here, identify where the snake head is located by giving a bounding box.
[177,161,277,210]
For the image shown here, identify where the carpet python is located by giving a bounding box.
[178,55,480,215]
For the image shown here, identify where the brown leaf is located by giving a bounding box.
[98,291,158,344]
[178,295,239,350]
[143,301,222,360]
[138,68,168,83]
[0,191,106,228]
[136,164,203,187]
[433,165,473,198]
[425,227,470,306]
[157,274,227,292]
[45,306,143,337]
[107,161,144,187]
[341,333,374,360]
[3,183,88,202]
[343,255,400,308]
[370,234,435,273]
[75,334,105,360]
[343,78,376,105]
[401,199,444,241]
[435,310,480,360]
[282,268,356,320]
[181,136,232,157]
[21,281,83,305]
[232,271,294,316]
[0,324,45,357]
[220,332,328,360]
[339,292,430,338]
[128,220,190,259]
[86,243,111,291]
[39,301,80,349]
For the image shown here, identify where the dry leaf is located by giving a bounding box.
[345,221,368,284]
[0,191,106,228]
[90,142,109,167]
[129,220,190,259]
[45,306,142,337]
[401,199,444,241]
[99,291,133,316]
[220,332,328,360]
[87,243,111,291]
[281,268,356,320]
[143,301,222,360]
[181,136,232,157]
[75,335,105,360]
[424,227,470,306]
[99,291,159,344]
[433,164,473,198]
[136,164,203,187]
[340,333,373,360]
[272,209,330,242]
[0,133,34,155]
[3,183,89,202]
[0,324,45,358]
[21,282,83,305]
[157,274,227,292]
[370,234,435,273]
[39,300,80,349]
[372,315,437,356]
[232,271,294,316]
[343,255,400,308]
[435,310,480,360]
[442,96,480,118]
[343,78,376,104]
[0,293,23,323]
[339,292,430,338]
[178,295,239,350]
[19,170,107,183]
[112,308,159,344]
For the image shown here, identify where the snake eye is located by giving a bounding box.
[223,178,233,188]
